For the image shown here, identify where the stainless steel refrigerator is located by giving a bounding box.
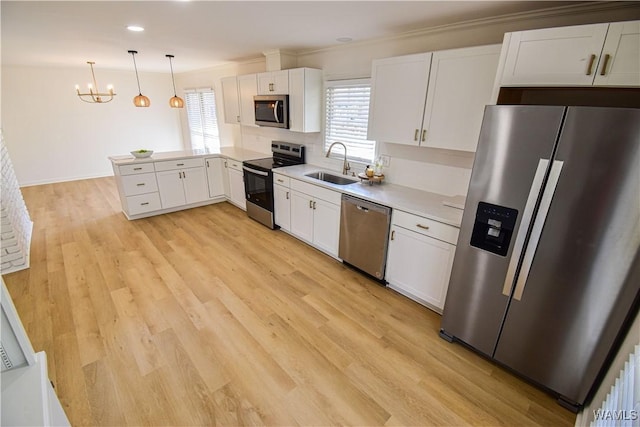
[440,105,640,410]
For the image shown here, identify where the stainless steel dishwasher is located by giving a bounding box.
[339,194,392,281]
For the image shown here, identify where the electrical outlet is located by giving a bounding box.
[380,155,390,167]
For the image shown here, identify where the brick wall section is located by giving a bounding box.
[1,132,33,274]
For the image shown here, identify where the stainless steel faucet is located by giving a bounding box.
[326,141,351,175]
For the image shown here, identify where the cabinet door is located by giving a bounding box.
[501,23,609,86]
[156,170,186,209]
[273,184,291,232]
[238,74,258,126]
[368,53,432,145]
[593,21,640,86]
[182,167,208,205]
[386,225,456,312]
[227,167,246,210]
[422,45,500,152]
[205,157,225,198]
[289,68,322,133]
[221,76,240,124]
[258,70,289,95]
[290,191,314,243]
[312,198,341,257]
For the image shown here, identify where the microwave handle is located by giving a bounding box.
[274,100,280,123]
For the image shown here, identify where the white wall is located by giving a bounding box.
[1,65,183,186]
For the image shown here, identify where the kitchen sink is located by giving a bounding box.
[305,171,358,185]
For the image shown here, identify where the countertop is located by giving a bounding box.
[275,164,464,228]
[108,147,269,166]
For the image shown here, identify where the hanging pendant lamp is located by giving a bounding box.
[127,50,150,107]
[165,54,184,108]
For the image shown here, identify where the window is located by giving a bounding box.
[324,79,375,164]
[185,88,220,151]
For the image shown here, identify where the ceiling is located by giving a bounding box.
[2,1,586,73]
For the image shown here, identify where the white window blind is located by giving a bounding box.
[185,88,220,151]
[324,79,375,164]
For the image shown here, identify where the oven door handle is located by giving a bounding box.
[242,165,270,177]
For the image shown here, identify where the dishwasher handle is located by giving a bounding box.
[341,194,391,216]
[356,205,369,213]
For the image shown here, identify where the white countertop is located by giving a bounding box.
[275,164,464,228]
[108,147,269,166]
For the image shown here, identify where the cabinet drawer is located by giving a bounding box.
[392,210,459,245]
[126,193,161,216]
[121,173,158,196]
[155,158,204,172]
[119,162,155,175]
[273,173,290,188]
[226,158,243,172]
[291,179,341,205]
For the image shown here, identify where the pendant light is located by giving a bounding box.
[75,61,116,103]
[165,54,184,108]
[127,50,150,107]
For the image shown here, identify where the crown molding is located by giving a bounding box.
[296,1,640,57]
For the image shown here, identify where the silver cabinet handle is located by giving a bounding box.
[224,161,228,168]
[390,230,395,241]
[502,159,549,297]
[414,129,419,141]
[599,54,611,76]
[313,201,316,210]
[206,160,210,167]
[586,54,597,76]
[286,191,289,200]
[177,163,185,166]
[136,183,145,186]
[141,202,149,206]
[422,129,426,142]
[133,167,142,171]
[416,223,429,230]
[309,200,313,209]
[513,160,563,301]
[277,178,284,183]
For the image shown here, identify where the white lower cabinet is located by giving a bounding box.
[226,159,246,210]
[289,179,341,258]
[205,157,226,198]
[273,173,291,231]
[157,167,208,209]
[386,211,458,313]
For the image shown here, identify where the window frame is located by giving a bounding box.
[323,78,376,166]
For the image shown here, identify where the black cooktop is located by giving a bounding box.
[243,141,305,172]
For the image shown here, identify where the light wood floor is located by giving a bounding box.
[3,177,576,426]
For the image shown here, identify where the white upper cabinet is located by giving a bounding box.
[237,74,258,126]
[221,76,240,124]
[593,21,640,86]
[368,45,499,152]
[288,68,322,133]
[368,53,432,146]
[422,45,500,151]
[500,21,639,87]
[257,70,289,95]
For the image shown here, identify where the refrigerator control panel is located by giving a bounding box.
[470,202,518,256]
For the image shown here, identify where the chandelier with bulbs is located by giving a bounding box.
[75,61,116,103]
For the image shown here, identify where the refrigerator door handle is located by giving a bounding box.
[513,160,564,301]
[502,159,549,297]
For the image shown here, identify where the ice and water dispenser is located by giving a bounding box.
[470,202,518,256]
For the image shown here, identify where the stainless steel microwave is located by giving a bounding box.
[254,95,289,129]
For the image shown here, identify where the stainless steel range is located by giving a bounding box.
[242,141,305,229]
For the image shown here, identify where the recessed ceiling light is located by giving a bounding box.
[336,37,353,43]
[127,25,145,32]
